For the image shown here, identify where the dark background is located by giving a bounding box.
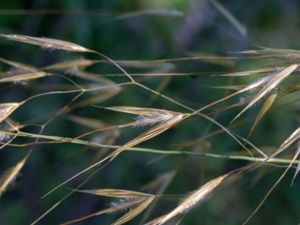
[0,0,300,224]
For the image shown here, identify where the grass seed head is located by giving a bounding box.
[0,34,92,52]
[0,103,21,123]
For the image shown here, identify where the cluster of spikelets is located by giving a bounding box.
[0,33,300,225]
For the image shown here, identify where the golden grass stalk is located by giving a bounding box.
[1,129,299,165]
[112,197,154,225]
[0,33,135,82]
[61,200,139,225]
[71,70,117,85]
[0,154,29,196]
[0,57,38,72]
[0,71,47,83]
[69,188,155,225]
[248,91,278,138]
[111,113,183,152]
[279,127,300,149]
[216,68,275,77]
[42,107,184,198]
[232,64,298,122]
[146,173,229,225]
[0,34,93,52]
[77,188,154,198]
[105,106,182,126]
[105,106,178,116]
[43,59,99,71]
[0,102,22,123]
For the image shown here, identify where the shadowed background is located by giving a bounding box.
[0,0,300,224]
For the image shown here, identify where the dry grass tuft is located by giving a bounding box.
[0,28,299,225]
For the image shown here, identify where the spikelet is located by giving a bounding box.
[146,173,228,225]
[0,57,38,72]
[232,64,298,122]
[247,91,278,138]
[0,155,28,196]
[0,103,21,123]
[135,113,174,126]
[106,106,181,126]
[70,188,155,225]
[77,188,154,198]
[0,34,92,52]
[43,59,98,71]
[238,74,274,93]
[0,70,47,83]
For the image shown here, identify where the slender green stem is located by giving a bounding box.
[1,130,298,165]
[127,147,299,165]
